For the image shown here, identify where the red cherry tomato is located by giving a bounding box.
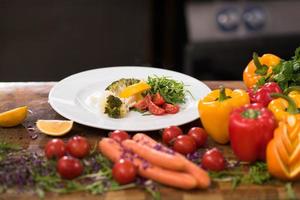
[163,103,180,114]
[202,148,226,171]
[57,156,83,179]
[134,99,148,111]
[109,130,130,142]
[187,127,208,148]
[44,139,66,159]
[173,135,197,155]
[112,159,137,184]
[148,100,165,115]
[66,136,90,158]
[162,126,183,145]
[152,93,165,106]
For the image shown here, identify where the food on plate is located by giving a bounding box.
[109,130,130,142]
[247,82,282,107]
[100,76,188,118]
[36,120,73,136]
[98,134,211,189]
[66,135,91,158]
[112,159,137,184]
[187,127,208,148]
[147,75,186,105]
[243,52,280,88]
[266,115,300,180]
[198,86,250,144]
[201,148,226,172]
[119,81,151,98]
[161,125,183,146]
[172,135,197,155]
[44,138,66,159]
[229,103,276,162]
[0,106,28,127]
[268,91,300,122]
[57,156,83,179]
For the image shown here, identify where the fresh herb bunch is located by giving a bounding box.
[271,47,300,90]
[147,75,187,104]
[0,142,161,200]
[258,47,300,90]
[209,162,272,189]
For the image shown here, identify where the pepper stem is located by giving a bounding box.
[242,109,261,119]
[283,86,300,95]
[218,86,231,102]
[270,93,299,114]
[253,52,268,76]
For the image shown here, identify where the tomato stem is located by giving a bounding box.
[242,109,261,119]
[270,93,299,114]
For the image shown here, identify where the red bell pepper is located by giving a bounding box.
[229,103,277,162]
[247,82,282,107]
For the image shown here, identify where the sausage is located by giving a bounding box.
[98,137,198,189]
[122,139,185,171]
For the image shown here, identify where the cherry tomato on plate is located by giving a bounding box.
[162,125,183,145]
[187,127,208,148]
[163,103,180,114]
[109,130,130,142]
[44,139,66,159]
[173,135,197,155]
[57,156,83,179]
[152,93,165,106]
[202,148,226,171]
[66,136,90,158]
[148,100,165,115]
[112,159,137,184]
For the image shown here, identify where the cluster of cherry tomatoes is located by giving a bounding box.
[162,126,226,171]
[44,136,91,179]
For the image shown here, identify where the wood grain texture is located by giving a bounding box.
[0,81,299,200]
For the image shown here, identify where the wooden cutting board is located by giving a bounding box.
[0,81,298,200]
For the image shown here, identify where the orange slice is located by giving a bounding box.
[0,106,28,127]
[119,81,151,98]
[36,120,73,136]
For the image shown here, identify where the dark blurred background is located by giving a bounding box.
[1,0,300,81]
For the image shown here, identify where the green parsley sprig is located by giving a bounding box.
[258,47,300,90]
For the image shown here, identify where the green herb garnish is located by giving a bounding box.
[0,143,161,199]
[271,47,300,90]
[147,75,187,105]
[209,162,271,189]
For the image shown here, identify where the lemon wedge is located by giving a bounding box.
[119,81,151,98]
[36,120,73,136]
[0,106,28,127]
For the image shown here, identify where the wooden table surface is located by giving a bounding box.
[0,81,298,200]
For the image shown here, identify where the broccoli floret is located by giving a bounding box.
[104,95,127,118]
[105,78,140,94]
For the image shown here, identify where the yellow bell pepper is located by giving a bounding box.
[243,53,280,88]
[268,88,300,122]
[266,115,300,181]
[198,86,250,144]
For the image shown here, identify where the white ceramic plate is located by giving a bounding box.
[48,66,211,131]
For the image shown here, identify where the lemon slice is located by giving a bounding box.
[0,106,28,127]
[36,120,73,136]
[119,81,151,98]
